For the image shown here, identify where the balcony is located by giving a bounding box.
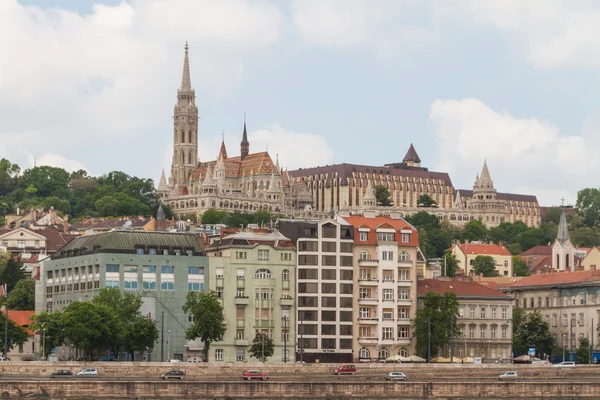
[235,339,249,346]
[234,296,250,305]
[397,280,412,288]
[358,317,378,325]
[395,337,412,345]
[358,278,378,286]
[397,299,412,306]
[358,336,379,345]
[397,260,413,268]
[255,299,273,309]
[358,297,379,304]
[381,278,395,285]
[280,296,294,306]
[396,319,411,326]
[254,319,274,329]
[358,259,379,267]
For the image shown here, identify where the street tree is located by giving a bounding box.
[443,251,459,277]
[0,311,28,356]
[30,311,65,358]
[472,255,499,277]
[513,256,530,277]
[0,257,26,292]
[5,279,35,310]
[513,310,554,357]
[375,185,392,206]
[576,337,591,364]
[412,292,460,359]
[123,315,159,362]
[61,301,117,360]
[182,291,225,362]
[249,332,274,362]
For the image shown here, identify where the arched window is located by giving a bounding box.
[360,251,370,260]
[255,269,271,279]
[189,151,193,165]
[181,130,185,143]
[188,130,192,143]
[281,269,290,280]
[399,251,409,261]
[399,348,408,358]
[181,151,184,164]
[359,347,370,360]
[378,347,389,360]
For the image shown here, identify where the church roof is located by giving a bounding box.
[190,152,280,182]
[557,208,570,244]
[158,169,169,191]
[457,189,538,203]
[402,143,421,163]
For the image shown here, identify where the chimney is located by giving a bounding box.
[63,215,69,233]
[49,208,57,224]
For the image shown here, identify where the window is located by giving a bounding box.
[322,224,337,238]
[187,315,195,324]
[563,314,568,326]
[216,288,223,299]
[298,241,318,251]
[281,253,292,261]
[491,307,496,319]
[34,240,40,249]
[398,327,409,338]
[188,282,203,292]
[17,240,25,249]
[124,281,138,291]
[459,308,464,318]
[398,289,409,300]
[382,251,394,261]
[298,255,318,265]
[359,288,371,299]
[322,269,336,280]
[399,270,409,281]
[136,248,144,255]
[148,248,157,255]
[359,251,370,260]
[359,308,371,318]
[470,307,475,318]
[491,326,496,338]
[322,255,336,266]
[188,267,202,275]
[340,270,353,280]
[235,251,247,259]
[143,265,156,274]
[161,266,174,274]
[480,307,486,319]
[258,250,269,261]
[340,297,353,308]
[552,314,557,327]
[124,266,137,273]
[501,307,507,319]
[480,326,486,338]
[501,326,507,339]
[215,267,224,279]
[163,249,169,255]
[321,311,336,321]
[382,308,393,320]
[160,282,174,291]
[255,269,271,279]
[401,233,410,243]
[321,325,336,335]
[399,251,409,261]
[281,269,290,280]
[298,268,318,279]
[215,349,223,361]
[106,264,119,273]
[383,289,393,301]
[105,280,119,288]
[359,232,368,241]
[322,297,336,307]
[143,281,156,291]
[340,242,353,253]
[236,288,246,297]
[377,232,394,242]
[469,326,475,338]
[378,347,389,359]
[359,347,370,359]
[382,327,393,340]
[398,308,409,319]
[322,283,336,294]
[322,242,336,252]
[581,296,586,305]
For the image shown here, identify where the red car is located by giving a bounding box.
[242,370,269,381]
[333,364,357,375]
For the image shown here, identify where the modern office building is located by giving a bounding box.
[36,231,207,361]
[204,229,296,363]
[340,215,419,361]
[278,218,355,363]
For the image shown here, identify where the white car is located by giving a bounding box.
[76,368,98,377]
[385,372,408,381]
[498,371,518,381]
[553,361,576,369]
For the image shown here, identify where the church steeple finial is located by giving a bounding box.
[181,42,191,91]
[240,112,249,161]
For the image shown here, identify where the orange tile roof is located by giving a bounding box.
[500,270,600,288]
[521,245,552,257]
[2,310,34,334]
[190,152,279,181]
[530,255,552,273]
[343,216,418,247]
[455,243,511,256]
[417,279,509,298]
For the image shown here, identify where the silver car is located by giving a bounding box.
[553,361,576,369]
[76,368,98,377]
[498,371,518,381]
[385,372,408,381]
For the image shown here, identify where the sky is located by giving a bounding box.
[2,0,600,207]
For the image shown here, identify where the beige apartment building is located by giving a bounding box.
[341,215,419,361]
[418,278,514,361]
[450,242,513,277]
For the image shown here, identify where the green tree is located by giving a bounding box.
[5,279,35,310]
[182,291,225,362]
[576,337,591,364]
[0,257,26,292]
[0,159,20,196]
[30,311,65,358]
[505,242,522,255]
[417,194,436,207]
[472,255,499,277]
[512,256,530,277]
[61,301,117,360]
[576,188,600,227]
[123,315,159,362]
[375,185,392,206]
[253,209,272,225]
[570,227,600,248]
[460,220,487,242]
[513,310,554,357]
[20,166,71,198]
[512,307,527,356]
[0,311,29,356]
[412,292,460,359]
[200,208,228,224]
[543,207,562,224]
[249,332,274,362]
[443,251,459,277]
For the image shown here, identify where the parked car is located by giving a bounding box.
[553,361,576,369]
[385,371,408,381]
[160,370,186,380]
[242,370,268,381]
[333,364,357,375]
[50,370,73,378]
[169,359,182,363]
[498,371,518,381]
[76,368,98,377]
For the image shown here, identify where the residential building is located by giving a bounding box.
[278,219,355,363]
[418,278,513,361]
[4,207,67,230]
[36,231,206,361]
[204,230,296,363]
[521,246,552,273]
[2,310,35,361]
[341,215,419,361]
[581,247,600,271]
[497,270,600,361]
[450,242,513,277]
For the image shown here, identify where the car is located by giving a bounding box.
[160,370,186,380]
[242,370,268,381]
[50,370,73,378]
[498,371,518,381]
[76,368,98,377]
[169,359,182,363]
[333,364,357,375]
[385,372,408,381]
[553,361,576,369]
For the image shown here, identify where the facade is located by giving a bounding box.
[552,209,576,271]
[341,215,419,361]
[36,231,207,361]
[418,278,514,361]
[521,246,553,273]
[289,150,540,228]
[204,230,296,363]
[497,271,600,361]
[2,310,35,361]
[450,242,513,277]
[581,247,600,270]
[277,219,355,363]
[158,44,312,219]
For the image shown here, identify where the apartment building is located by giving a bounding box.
[418,278,513,361]
[36,231,207,361]
[278,219,355,363]
[341,215,419,361]
[204,230,296,363]
[450,242,513,277]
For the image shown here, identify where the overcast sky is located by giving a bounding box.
[2,0,600,206]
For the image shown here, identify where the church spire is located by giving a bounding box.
[557,208,570,243]
[241,113,249,161]
[402,143,421,167]
[219,134,228,160]
[181,42,191,91]
[479,160,493,189]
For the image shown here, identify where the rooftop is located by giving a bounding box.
[499,270,600,289]
[417,278,509,298]
[453,243,511,256]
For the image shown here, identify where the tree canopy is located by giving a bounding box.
[182,291,225,362]
[512,309,554,357]
[249,332,274,362]
[417,194,437,207]
[413,292,461,359]
[472,255,499,277]
[0,311,29,356]
[5,279,35,310]
[375,185,392,206]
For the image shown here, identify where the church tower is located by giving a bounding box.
[170,42,198,189]
[552,208,575,271]
[240,114,249,161]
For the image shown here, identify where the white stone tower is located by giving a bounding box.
[552,208,575,271]
[170,42,198,189]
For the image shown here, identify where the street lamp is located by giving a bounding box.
[167,329,171,361]
[563,334,567,362]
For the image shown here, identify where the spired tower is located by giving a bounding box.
[170,42,198,189]
[467,161,506,226]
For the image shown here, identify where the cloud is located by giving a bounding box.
[436,0,600,68]
[28,153,90,174]
[430,98,600,206]
[0,0,283,173]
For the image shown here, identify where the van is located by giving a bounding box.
[333,364,356,375]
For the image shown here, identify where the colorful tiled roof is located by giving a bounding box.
[457,189,538,203]
[2,310,34,335]
[417,279,508,298]
[499,270,600,288]
[191,152,280,182]
[454,243,511,256]
[521,246,552,257]
[342,216,418,247]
